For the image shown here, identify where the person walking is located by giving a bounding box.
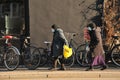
[50,24,68,70]
[86,22,107,71]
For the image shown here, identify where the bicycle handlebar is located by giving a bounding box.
[112,35,120,40]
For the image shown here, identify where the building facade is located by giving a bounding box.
[1,0,119,47]
[29,0,99,46]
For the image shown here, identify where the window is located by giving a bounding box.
[0,2,25,35]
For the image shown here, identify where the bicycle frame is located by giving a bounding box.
[68,33,83,51]
[69,39,78,49]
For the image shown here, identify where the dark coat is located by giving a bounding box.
[51,28,68,57]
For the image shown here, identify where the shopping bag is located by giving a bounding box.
[63,45,72,59]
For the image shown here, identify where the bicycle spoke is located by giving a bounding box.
[4,47,19,71]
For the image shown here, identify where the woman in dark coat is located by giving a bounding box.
[50,24,68,70]
[86,22,107,71]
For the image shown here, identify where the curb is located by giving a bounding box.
[0,70,120,79]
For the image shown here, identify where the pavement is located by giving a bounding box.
[0,65,120,80]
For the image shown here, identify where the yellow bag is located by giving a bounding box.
[63,45,72,59]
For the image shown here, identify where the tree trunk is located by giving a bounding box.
[103,0,120,46]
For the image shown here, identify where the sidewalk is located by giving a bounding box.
[0,68,120,80]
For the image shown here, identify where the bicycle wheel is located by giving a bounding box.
[76,50,90,67]
[38,48,48,66]
[4,46,20,71]
[64,49,75,67]
[75,44,89,67]
[111,44,120,67]
[23,46,41,70]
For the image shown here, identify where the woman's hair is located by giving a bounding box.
[87,22,96,30]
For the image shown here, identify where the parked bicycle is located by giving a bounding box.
[32,40,75,69]
[0,31,20,71]
[66,32,81,67]
[20,36,41,70]
[75,35,120,67]
[105,35,120,67]
[37,41,53,67]
[67,32,88,67]
[65,32,89,67]
[75,44,89,67]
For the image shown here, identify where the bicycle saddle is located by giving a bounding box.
[44,41,51,44]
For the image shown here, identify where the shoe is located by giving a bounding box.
[58,67,66,71]
[49,68,57,71]
[101,65,107,70]
[85,66,93,71]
